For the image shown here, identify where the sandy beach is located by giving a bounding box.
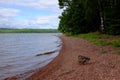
[6,35,120,80]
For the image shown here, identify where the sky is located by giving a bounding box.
[0,0,62,29]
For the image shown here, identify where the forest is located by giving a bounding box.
[58,0,120,35]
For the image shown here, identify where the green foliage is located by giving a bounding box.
[104,0,120,35]
[65,32,73,36]
[58,0,120,35]
[78,33,110,46]
[117,51,120,55]
[76,32,120,47]
[109,40,120,47]
[106,24,120,35]
[58,0,101,35]
[0,29,59,33]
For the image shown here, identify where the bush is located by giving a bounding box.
[111,40,120,47]
[106,24,120,35]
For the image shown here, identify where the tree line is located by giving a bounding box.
[58,0,120,35]
[0,28,59,33]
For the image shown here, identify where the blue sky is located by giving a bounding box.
[0,0,62,29]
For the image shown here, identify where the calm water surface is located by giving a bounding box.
[0,33,61,80]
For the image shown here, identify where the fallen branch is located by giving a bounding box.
[36,50,57,56]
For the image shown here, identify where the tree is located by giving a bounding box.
[58,0,120,35]
[84,0,101,32]
[104,0,120,35]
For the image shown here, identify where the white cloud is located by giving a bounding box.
[34,17,50,25]
[0,7,20,28]
[0,7,20,18]
[0,0,59,10]
[28,15,59,28]
[0,0,61,29]
[32,15,58,25]
[0,12,59,29]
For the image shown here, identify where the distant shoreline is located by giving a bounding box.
[0,29,59,33]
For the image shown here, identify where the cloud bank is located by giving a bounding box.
[0,0,61,29]
[0,0,59,10]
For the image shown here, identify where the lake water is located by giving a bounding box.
[0,33,61,80]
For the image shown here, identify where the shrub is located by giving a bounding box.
[106,24,120,35]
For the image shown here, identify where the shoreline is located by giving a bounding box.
[27,35,120,80]
[6,35,120,80]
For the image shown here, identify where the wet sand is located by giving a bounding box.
[7,35,120,80]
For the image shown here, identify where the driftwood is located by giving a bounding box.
[36,50,57,56]
[78,55,90,65]
[57,44,61,47]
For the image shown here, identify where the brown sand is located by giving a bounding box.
[26,35,120,80]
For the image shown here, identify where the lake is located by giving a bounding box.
[0,33,61,80]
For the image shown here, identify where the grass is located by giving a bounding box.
[117,51,120,55]
[109,40,120,47]
[74,32,120,47]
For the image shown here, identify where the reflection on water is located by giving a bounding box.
[0,33,61,80]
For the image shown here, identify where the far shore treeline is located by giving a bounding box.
[0,28,59,33]
[58,0,120,35]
